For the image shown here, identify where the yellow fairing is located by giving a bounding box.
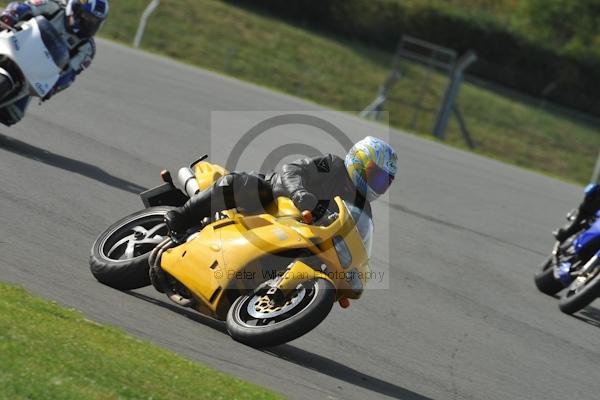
[161,178,371,318]
[297,197,370,300]
[276,260,332,296]
[193,162,228,191]
[160,212,318,318]
[159,228,226,316]
[268,197,302,219]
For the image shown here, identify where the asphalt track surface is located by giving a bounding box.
[1,40,599,400]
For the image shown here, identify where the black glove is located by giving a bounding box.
[312,203,330,222]
[0,13,17,30]
[292,190,318,213]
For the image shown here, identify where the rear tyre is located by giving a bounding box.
[226,278,335,348]
[90,206,173,290]
[558,266,600,314]
[534,256,563,295]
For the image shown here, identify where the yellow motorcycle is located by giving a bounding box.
[90,156,374,347]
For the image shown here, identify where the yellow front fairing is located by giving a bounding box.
[160,211,318,318]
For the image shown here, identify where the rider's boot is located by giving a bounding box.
[164,187,214,234]
[554,215,583,242]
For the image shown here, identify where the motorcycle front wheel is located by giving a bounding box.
[0,74,12,96]
[534,256,563,295]
[89,206,172,290]
[558,263,600,314]
[226,278,335,347]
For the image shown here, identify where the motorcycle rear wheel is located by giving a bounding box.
[226,278,335,347]
[558,265,600,314]
[90,206,172,290]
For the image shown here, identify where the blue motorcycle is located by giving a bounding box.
[557,212,600,314]
[534,185,600,314]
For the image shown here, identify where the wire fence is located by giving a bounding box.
[375,50,600,183]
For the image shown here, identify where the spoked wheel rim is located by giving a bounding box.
[100,214,168,262]
[235,280,318,328]
[564,268,600,299]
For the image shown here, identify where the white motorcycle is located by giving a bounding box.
[0,16,69,121]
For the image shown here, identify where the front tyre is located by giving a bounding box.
[558,264,600,314]
[90,206,173,290]
[534,256,563,295]
[0,74,12,97]
[226,279,336,347]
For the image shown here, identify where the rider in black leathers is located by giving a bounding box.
[165,154,368,233]
[165,137,398,234]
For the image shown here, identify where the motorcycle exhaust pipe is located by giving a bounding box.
[175,167,200,198]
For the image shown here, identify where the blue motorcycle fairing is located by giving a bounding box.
[556,210,600,286]
[556,249,600,286]
[553,197,600,287]
[574,213,600,254]
[584,183,600,196]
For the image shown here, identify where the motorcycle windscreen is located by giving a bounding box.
[35,17,70,70]
[344,200,373,258]
[0,18,65,97]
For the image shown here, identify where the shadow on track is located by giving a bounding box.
[124,290,227,333]
[574,305,600,328]
[263,345,435,400]
[126,290,433,399]
[0,133,147,194]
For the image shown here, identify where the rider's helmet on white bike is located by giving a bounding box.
[66,0,109,38]
[345,136,398,202]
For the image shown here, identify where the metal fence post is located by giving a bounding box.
[432,51,477,139]
[133,0,160,48]
[592,149,600,184]
[359,71,401,120]
[359,36,458,125]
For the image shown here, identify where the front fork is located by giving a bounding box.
[576,254,600,278]
[263,260,353,307]
[267,260,331,297]
[552,239,578,286]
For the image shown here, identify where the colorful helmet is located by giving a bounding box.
[345,136,397,202]
[66,0,109,38]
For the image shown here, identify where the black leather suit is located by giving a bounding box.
[167,154,370,232]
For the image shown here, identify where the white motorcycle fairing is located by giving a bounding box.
[0,17,67,100]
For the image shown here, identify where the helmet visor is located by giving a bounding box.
[78,11,103,36]
[366,161,394,195]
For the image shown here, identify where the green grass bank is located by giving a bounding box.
[101,0,598,184]
[0,282,281,400]
[229,0,600,116]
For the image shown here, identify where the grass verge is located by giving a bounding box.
[0,281,281,400]
[101,0,599,184]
